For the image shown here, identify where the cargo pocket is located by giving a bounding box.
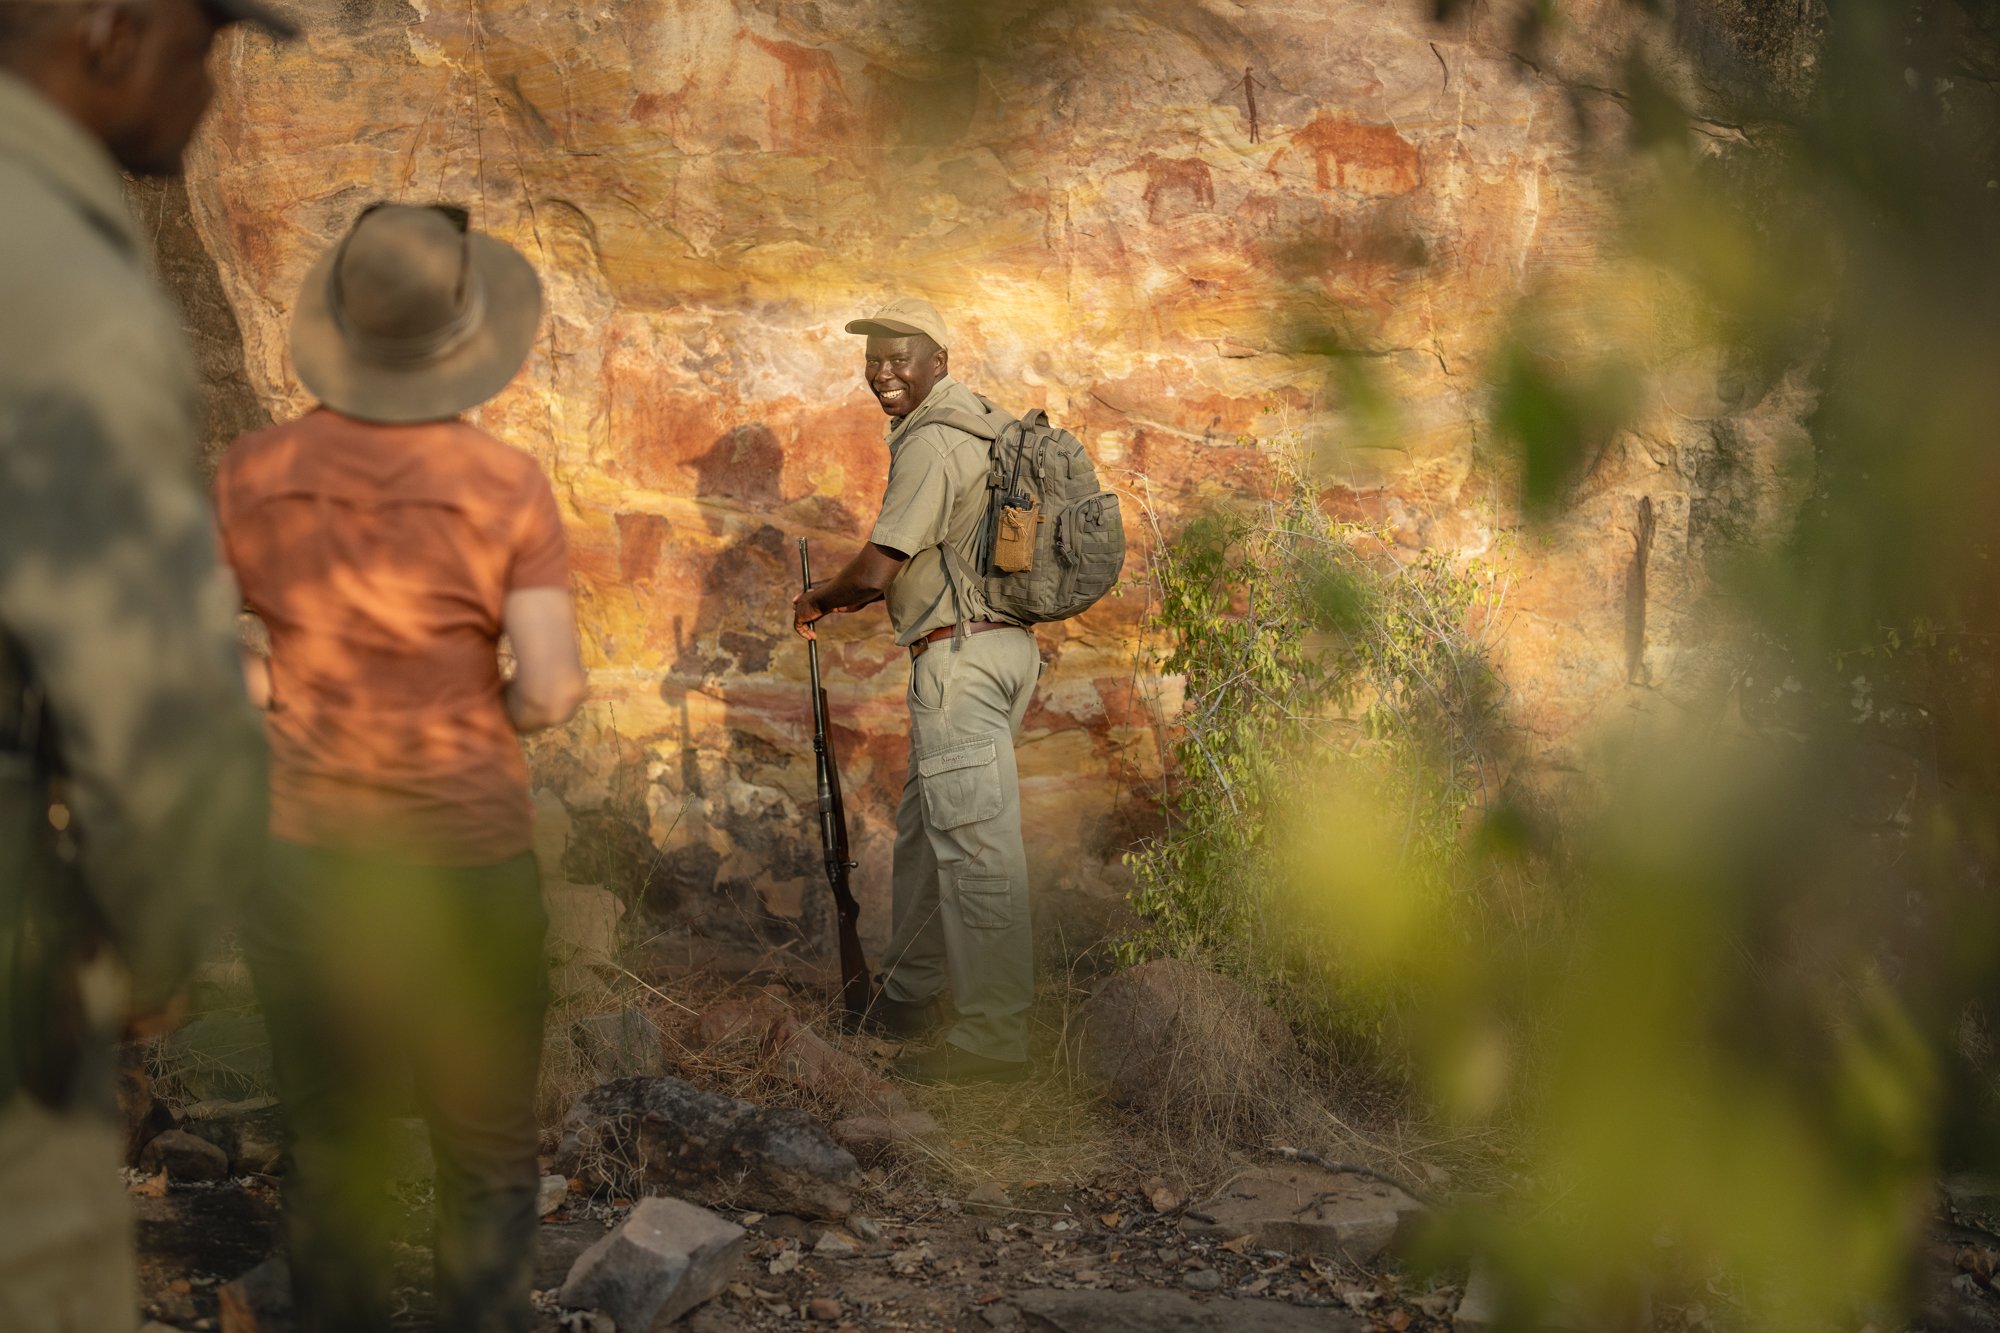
[955,874,1014,930]
[916,735,1002,830]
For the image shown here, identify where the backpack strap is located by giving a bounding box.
[919,395,1026,643]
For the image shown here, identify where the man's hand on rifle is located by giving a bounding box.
[792,582,830,641]
[790,542,908,639]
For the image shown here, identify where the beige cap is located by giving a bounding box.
[845,297,951,350]
[13,0,299,39]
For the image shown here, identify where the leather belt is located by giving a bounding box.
[909,621,1022,659]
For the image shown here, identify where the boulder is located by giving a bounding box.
[560,1195,746,1329]
[694,992,790,1048]
[558,1076,861,1220]
[538,1173,571,1217]
[695,995,912,1120]
[574,1006,669,1080]
[178,1098,286,1176]
[114,1044,174,1167]
[1076,960,1295,1125]
[1182,1164,1426,1265]
[546,880,625,964]
[768,1018,907,1112]
[139,1129,231,1183]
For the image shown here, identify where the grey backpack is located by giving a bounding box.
[934,399,1126,625]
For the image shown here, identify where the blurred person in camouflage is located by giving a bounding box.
[0,0,292,1329]
[214,202,586,1333]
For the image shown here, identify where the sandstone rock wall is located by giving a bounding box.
[163,0,1814,963]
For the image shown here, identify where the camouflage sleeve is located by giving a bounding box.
[0,387,268,1011]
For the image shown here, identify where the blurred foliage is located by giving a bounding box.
[1417,0,2000,1328]
[1131,0,2000,1326]
[1120,440,1502,1077]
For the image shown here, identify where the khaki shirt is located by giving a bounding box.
[0,73,266,1008]
[869,375,1009,646]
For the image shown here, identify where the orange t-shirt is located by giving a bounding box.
[213,408,571,866]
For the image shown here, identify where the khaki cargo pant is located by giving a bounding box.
[878,627,1038,1063]
[0,1094,136,1333]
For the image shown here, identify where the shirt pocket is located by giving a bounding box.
[954,873,1014,930]
[916,735,1002,830]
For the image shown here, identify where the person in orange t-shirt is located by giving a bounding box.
[212,204,585,1333]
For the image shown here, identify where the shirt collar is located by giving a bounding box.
[886,373,959,446]
[0,72,145,259]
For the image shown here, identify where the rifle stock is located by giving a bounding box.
[800,540,873,1022]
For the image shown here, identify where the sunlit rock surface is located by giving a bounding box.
[165,0,1811,958]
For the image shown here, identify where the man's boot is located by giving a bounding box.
[860,990,943,1041]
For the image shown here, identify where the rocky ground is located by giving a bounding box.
[133,1164,1451,1331]
[127,1154,2000,1333]
[122,964,2000,1333]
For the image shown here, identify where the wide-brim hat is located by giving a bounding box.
[291,204,543,425]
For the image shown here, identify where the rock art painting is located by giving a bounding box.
[159,0,1810,961]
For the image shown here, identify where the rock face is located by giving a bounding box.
[558,1075,862,1219]
[162,2,1815,953]
[1077,959,1294,1124]
[560,1195,746,1329]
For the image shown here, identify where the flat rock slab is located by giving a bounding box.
[140,1129,232,1182]
[561,1195,746,1330]
[179,1100,287,1176]
[1944,1173,2000,1218]
[1013,1289,1361,1332]
[558,1075,861,1219]
[1183,1165,1426,1265]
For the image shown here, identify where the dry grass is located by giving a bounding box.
[148,912,1483,1214]
[609,943,1483,1209]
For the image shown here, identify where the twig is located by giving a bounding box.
[1273,1145,1435,1207]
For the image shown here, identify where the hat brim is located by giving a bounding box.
[290,233,543,425]
[844,317,944,344]
[205,0,300,39]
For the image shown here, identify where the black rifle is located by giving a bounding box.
[799,540,872,1023]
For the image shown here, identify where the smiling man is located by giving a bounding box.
[791,297,1039,1085]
